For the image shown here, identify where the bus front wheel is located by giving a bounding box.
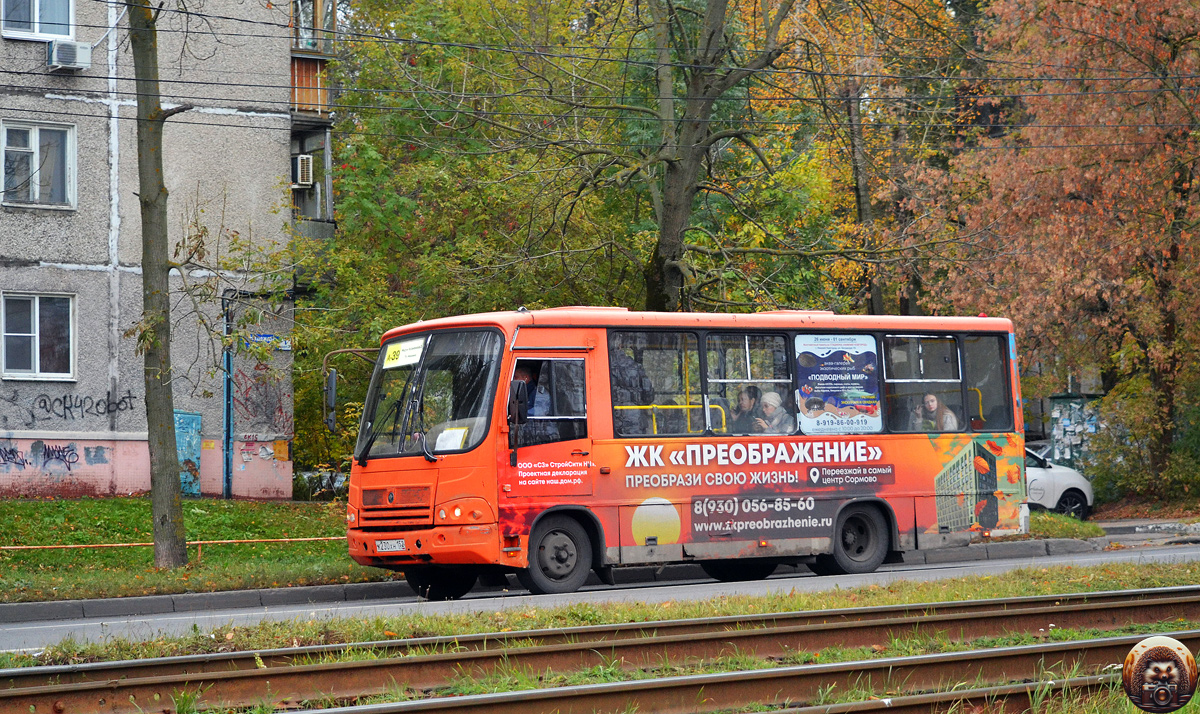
[518,515,592,595]
[828,505,889,574]
[405,566,477,601]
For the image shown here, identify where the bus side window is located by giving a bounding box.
[514,358,588,447]
[963,335,1013,432]
[707,334,792,435]
[609,331,700,436]
[883,336,965,433]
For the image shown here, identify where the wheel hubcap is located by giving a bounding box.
[539,531,577,580]
[843,517,872,560]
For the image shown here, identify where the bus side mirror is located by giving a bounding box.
[508,380,528,465]
[323,369,338,433]
[508,380,529,427]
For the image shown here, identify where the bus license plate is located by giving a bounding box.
[376,539,406,552]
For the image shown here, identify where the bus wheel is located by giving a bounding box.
[701,560,777,582]
[405,566,478,601]
[518,515,592,595]
[830,505,888,574]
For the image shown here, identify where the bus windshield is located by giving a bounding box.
[356,330,502,461]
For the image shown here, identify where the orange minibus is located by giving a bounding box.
[335,307,1026,599]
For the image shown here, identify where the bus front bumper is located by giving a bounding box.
[348,524,502,567]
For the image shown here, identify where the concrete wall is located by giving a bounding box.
[0,0,295,499]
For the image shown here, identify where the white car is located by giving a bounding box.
[1025,448,1094,519]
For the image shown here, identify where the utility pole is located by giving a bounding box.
[128,0,193,568]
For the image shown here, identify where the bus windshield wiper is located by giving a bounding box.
[357,397,404,466]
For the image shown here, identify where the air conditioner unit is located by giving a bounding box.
[291,154,314,188]
[46,40,92,72]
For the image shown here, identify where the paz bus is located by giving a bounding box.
[334,307,1027,600]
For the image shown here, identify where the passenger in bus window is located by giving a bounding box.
[754,391,792,434]
[515,363,560,445]
[912,393,959,432]
[514,364,551,416]
[730,386,761,433]
[610,341,654,435]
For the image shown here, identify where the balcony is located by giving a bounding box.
[291,57,328,116]
[291,0,334,118]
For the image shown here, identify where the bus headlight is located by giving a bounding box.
[434,498,494,525]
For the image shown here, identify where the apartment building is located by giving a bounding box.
[0,0,335,498]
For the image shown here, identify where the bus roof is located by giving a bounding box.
[377,307,1014,345]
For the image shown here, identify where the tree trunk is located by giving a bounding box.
[844,81,883,315]
[645,160,703,312]
[1145,161,1192,489]
[129,0,187,568]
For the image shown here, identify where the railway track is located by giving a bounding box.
[5,585,1193,713]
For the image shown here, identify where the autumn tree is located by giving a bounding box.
[924,0,1200,487]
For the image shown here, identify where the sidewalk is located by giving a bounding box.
[0,520,1187,625]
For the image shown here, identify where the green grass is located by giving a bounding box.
[0,497,390,603]
[1029,511,1107,539]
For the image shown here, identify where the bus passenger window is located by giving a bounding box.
[883,336,965,433]
[963,335,1013,432]
[706,334,792,435]
[513,358,588,447]
[609,331,700,436]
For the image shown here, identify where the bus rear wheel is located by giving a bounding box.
[827,505,889,575]
[701,560,777,582]
[405,566,478,601]
[518,515,592,595]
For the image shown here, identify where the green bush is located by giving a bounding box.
[1083,376,1200,502]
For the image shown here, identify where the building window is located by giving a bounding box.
[2,0,71,39]
[3,122,74,208]
[2,294,74,379]
[292,0,334,53]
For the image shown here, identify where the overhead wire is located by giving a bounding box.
[3,66,1197,111]
[0,2,1190,155]
[62,0,1200,82]
[1,104,1191,155]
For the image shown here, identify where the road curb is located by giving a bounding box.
[0,537,1112,625]
[901,537,1098,565]
[0,581,411,626]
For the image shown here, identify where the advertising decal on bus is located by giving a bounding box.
[795,334,882,435]
[498,432,1025,548]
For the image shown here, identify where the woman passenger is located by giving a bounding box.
[754,392,792,434]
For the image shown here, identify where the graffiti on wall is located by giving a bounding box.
[0,445,33,470]
[41,443,80,471]
[232,364,294,439]
[0,389,138,428]
[0,441,87,473]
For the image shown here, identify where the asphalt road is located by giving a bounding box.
[5,542,1200,653]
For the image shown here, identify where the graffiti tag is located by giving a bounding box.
[41,443,79,471]
[32,390,138,421]
[232,364,293,438]
[0,446,33,470]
